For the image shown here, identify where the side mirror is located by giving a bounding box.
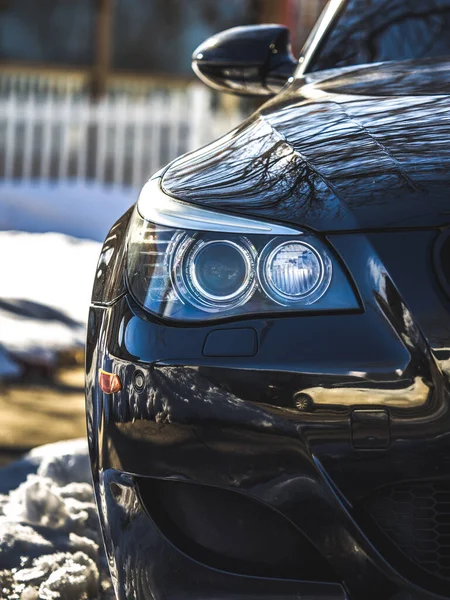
[192,25,297,97]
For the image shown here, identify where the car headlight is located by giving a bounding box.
[126,176,359,322]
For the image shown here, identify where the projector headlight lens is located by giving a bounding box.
[174,237,256,311]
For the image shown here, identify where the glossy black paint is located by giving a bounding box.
[91,208,131,306]
[86,4,450,599]
[192,25,297,96]
[164,57,450,232]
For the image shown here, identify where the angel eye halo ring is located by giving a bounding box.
[172,235,257,312]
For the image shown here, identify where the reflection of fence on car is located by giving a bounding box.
[0,86,245,189]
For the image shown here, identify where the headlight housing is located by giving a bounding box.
[126,177,359,322]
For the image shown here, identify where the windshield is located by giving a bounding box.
[307,0,450,73]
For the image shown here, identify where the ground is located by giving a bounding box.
[0,368,86,468]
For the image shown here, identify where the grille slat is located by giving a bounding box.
[365,480,450,581]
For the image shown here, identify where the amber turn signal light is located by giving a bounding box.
[99,369,122,394]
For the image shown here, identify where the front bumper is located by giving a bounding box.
[86,231,450,600]
[97,468,348,600]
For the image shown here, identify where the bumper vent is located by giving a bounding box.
[138,477,335,581]
[365,480,450,581]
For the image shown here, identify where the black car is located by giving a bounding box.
[86,1,450,598]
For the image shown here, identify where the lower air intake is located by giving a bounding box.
[365,480,450,581]
[137,477,335,581]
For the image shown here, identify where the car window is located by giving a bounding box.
[308,0,450,72]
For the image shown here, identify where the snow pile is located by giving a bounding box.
[2,552,100,600]
[0,180,137,378]
[0,439,113,600]
[0,180,136,243]
[0,231,101,376]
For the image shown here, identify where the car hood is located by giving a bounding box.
[162,57,450,232]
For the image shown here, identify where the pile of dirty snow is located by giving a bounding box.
[0,232,101,377]
[0,180,137,378]
[0,439,113,600]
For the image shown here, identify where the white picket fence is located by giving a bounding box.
[0,85,246,189]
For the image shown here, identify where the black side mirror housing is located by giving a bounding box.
[192,24,297,97]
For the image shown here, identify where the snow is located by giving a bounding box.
[0,231,101,325]
[0,231,102,376]
[0,179,138,377]
[0,180,137,243]
[0,439,113,599]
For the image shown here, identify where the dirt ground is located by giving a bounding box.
[0,368,86,466]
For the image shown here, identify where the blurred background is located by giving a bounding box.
[0,0,327,465]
